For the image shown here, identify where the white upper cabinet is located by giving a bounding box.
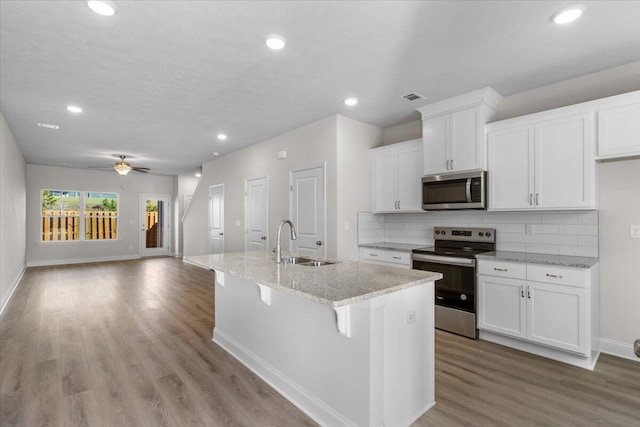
[487,111,596,211]
[371,139,423,213]
[417,87,501,175]
[596,91,640,160]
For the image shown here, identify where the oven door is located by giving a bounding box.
[412,253,476,312]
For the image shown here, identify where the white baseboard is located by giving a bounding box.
[599,338,640,362]
[0,265,26,316]
[172,252,183,258]
[26,254,141,267]
[213,328,356,427]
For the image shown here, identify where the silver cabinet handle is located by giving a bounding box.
[397,201,401,210]
[450,159,454,170]
[527,286,531,299]
[546,273,563,279]
[369,253,378,257]
[260,236,267,240]
[521,284,525,298]
[446,160,450,170]
[392,256,402,260]
[494,268,508,272]
[535,193,540,206]
[529,193,533,206]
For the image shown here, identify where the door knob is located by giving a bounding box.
[219,232,224,236]
[316,240,322,246]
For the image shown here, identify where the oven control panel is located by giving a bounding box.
[433,227,495,243]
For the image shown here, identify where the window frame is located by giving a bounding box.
[40,189,120,243]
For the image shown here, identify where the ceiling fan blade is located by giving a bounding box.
[131,167,150,173]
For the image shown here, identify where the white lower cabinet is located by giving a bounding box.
[478,259,598,368]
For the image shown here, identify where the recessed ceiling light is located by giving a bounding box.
[217,133,227,141]
[86,0,117,17]
[551,5,585,24]
[37,123,60,130]
[66,105,83,113]
[195,172,202,177]
[344,97,358,106]
[265,34,286,50]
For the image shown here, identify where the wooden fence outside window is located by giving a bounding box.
[42,210,119,241]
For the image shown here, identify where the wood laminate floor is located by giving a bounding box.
[0,258,638,426]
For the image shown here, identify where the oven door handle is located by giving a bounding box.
[412,253,476,267]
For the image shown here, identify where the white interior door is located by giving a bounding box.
[245,177,268,251]
[290,165,325,257]
[140,194,170,257]
[209,184,224,254]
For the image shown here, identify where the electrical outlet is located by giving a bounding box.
[235,220,241,227]
[405,310,416,325]
[630,225,640,239]
[526,224,535,235]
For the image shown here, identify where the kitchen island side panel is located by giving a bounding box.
[212,272,434,427]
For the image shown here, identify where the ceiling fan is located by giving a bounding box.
[89,155,150,176]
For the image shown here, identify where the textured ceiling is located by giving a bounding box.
[1,1,640,175]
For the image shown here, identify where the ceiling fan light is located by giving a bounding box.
[114,162,132,175]
[86,0,117,17]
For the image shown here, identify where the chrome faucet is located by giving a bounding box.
[276,219,297,263]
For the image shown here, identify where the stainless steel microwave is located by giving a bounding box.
[422,171,487,210]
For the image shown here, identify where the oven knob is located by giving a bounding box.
[486,232,491,237]
[479,232,484,237]
[435,230,440,235]
[460,294,467,301]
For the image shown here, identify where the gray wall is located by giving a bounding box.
[0,112,26,313]
[26,164,174,265]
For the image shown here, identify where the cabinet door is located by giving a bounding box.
[422,115,449,175]
[478,275,527,339]
[450,107,480,172]
[373,150,398,212]
[526,282,588,355]
[396,142,423,211]
[487,125,534,210]
[598,102,640,158]
[534,113,594,209]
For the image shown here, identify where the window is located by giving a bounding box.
[41,190,118,241]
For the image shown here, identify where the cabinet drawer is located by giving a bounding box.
[527,265,586,288]
[385,251,410,265]
[361,248,387,262]
[478,260,526,279]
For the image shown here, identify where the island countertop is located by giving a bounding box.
[185,250,441,307]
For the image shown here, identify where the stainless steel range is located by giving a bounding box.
[412,227,496,339]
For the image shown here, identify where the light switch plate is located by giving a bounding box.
[630,225,640,239]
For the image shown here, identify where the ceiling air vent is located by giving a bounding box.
[402,93,426,103]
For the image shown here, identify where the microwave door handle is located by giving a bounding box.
[465,178,472,203]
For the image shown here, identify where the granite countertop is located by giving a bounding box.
[185,251,441,307]
[359,242,427,252]
[476,251,598,269]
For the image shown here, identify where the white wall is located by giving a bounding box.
[0,112,26,313]
[381,120,421,146]
[26,165,174,265]
[597,159,640,357]
[336,116,382,260]
[183,116,339,258]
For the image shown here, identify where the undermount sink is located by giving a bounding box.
[284,256,313,264]
[300,260,334,267]
[284,256,335,267]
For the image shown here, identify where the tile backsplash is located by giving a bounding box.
[358,210,599,258]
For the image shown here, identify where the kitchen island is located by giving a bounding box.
[185,251,441,427]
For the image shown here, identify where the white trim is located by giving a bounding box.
[415,87,502,118]
[213,328,357,427]
[0,265,26,316]
[599,338,640,362]
[26,254,140,267]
